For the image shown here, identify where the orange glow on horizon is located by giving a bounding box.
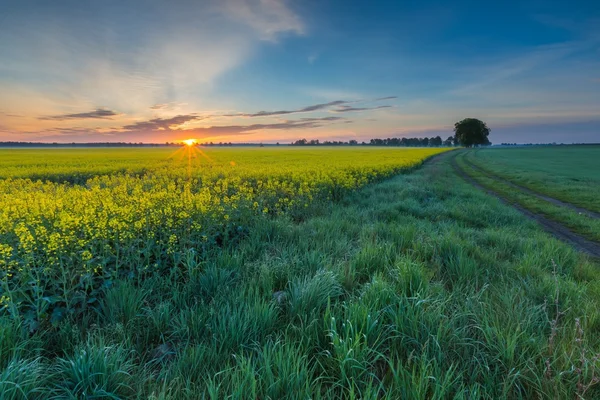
[182,138,197,146]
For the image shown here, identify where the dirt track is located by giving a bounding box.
[462,155,600,220]
[450,154,600,259]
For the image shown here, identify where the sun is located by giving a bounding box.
[182,138,197,146]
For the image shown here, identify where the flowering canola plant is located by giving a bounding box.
[0,146,449,326]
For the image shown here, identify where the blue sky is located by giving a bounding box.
[0,0,598,143]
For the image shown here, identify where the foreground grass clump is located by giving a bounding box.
[2,149,600,398]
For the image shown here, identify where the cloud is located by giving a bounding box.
[0,0,306,120]
[26,116,347,142]
[150,102,188,110]
[225,98,396,117]
[186,116,344,136]
[39,108,119,121]
[122,115,202,131]
[121,112,344,133]
[450,41,594,97]
[0,111,24,118]
[224,0,304,41]
[225,100,348,117]
[156,116,344,135]
[332,105,392,113]
[375,96,398,101]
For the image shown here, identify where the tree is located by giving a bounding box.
[454,118,491,147]
[443,136,455,146]
[431,136,443,146]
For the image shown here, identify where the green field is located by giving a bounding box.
[455,146,600,243]
[469,146,600,213]
[1,147,600,399]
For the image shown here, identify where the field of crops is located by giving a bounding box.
[0,147,446,328]
[2,146,600,399]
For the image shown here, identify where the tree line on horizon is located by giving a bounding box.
[290,135,456,147]
[292,118,492,147]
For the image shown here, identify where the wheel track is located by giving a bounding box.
[450,153,600,259]
[463,154,600,220]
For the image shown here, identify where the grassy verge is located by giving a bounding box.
[2,152,600,399]
[456,152,600,243]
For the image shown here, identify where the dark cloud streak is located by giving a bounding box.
[225,100,349,117]
[122,114,202,131]
[332,105,392,113]
[184,116,347,135]
[39,108,119,120]
[222,97,395,118]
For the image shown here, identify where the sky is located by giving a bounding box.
[0,0,599,144]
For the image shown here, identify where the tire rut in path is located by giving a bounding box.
[450,155,600,259]
[462,155,600,220]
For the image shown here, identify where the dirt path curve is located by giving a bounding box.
[462,154,600,220]
[450,154,600,259]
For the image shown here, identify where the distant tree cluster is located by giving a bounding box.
[368,136,454,147]
[499,142,584,146]
[291,139,360,146]
[200,142,235,147]
[290,136,456,147]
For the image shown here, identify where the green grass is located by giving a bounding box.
[470,146,600,213]
[455,152,600,242]
[1,150,600,398]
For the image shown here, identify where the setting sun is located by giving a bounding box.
[182,138,197,146]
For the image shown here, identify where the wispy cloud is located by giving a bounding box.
[224,0,305,41]
[186,116,345,136]
[39,108,119,121]
[0,111,25,118]
[150,102,188,110]
[225,100,347,117]
[225,98,396,117]
[122,115,203,131]
[332,105,392,113]
[450,41,595,96]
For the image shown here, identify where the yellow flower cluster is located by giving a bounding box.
[0,147,449,320]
